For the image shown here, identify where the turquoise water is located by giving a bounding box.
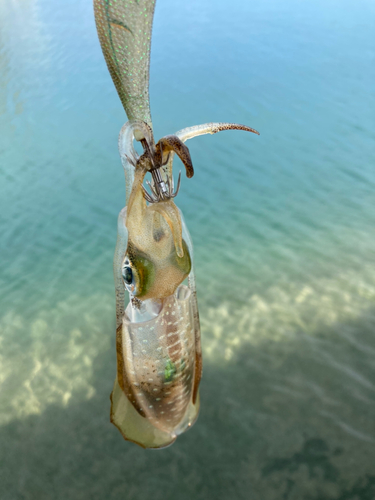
[1,0,375,498]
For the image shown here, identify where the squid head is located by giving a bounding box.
[121,121,195,302]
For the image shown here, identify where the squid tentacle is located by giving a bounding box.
[157,135,194,178]
[164,122,260,178]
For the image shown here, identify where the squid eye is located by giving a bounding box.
[122,258,136,293]
[121,250,155,298]
[123,266,133,285]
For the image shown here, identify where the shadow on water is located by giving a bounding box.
[1,309,375,500]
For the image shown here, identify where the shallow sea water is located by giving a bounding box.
[1,0,375,498]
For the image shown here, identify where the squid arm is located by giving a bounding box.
[163,122,260,179]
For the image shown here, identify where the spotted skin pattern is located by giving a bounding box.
[120,290,196,433]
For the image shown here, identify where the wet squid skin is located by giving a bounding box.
[117,289,197,433]
[94,0,259,448]
[111,198,202,448]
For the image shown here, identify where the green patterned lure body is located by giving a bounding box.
[94,0,154,127]
[94,0,259,448]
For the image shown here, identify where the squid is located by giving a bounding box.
[94,0,259,448]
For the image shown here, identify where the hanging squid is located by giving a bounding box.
[94,0,259,448]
